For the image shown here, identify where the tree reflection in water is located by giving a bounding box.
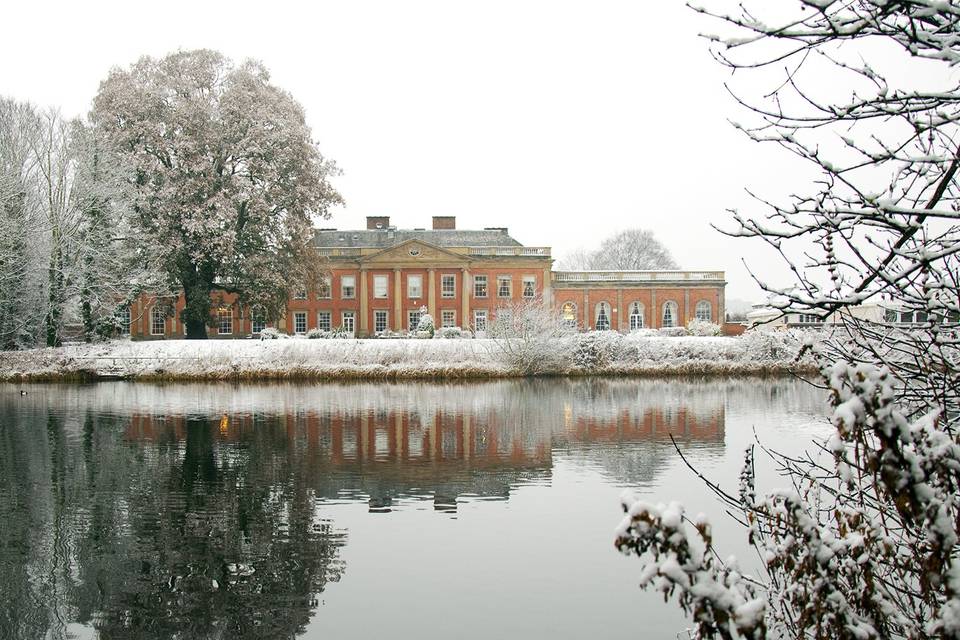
[0,377,818,638]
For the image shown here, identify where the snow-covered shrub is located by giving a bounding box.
[488,298,575,374]
[259,328,289,340]
[658,326,688,337]
[572,331,624,370]
[330,326,351,339]
[628,328,660,338]
[434,326,470,339]
[416,306,435,338]
[686,320,721,336]
[306,328,332,339]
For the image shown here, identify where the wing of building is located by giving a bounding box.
[125,216,726,338]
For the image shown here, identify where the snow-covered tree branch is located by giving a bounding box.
[617,2,960,637]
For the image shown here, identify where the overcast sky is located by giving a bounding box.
[0,0,811,301]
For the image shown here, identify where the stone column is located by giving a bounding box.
[616,288,624,332]
[393,268,403,331]
[651,289,658,329]
[461,268,470,329]
[684,289,691,325]
[718,284,725,324]
[582,290,589,330]
[427,268,437,321]
[542,267,552,307]
[359,268,369,336]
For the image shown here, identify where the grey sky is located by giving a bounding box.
[1,0,806,301]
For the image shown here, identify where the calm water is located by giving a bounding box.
[0,378,829,639]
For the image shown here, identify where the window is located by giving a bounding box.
[474,275,488,298]
[408,309,422,332]
[118,306,131,335]
[629,302,644,330]
[217,308,233,335]
[561,302,577,328]
[317,276,332,299]
[441,274,456,298]
[497,275,512,298]
[695,300,712,322]
[595,302,611,331]
[374,275,388,299]
[251,306,267,334]
[800,313,823,324]
[374,310,389,333]
[662,301,678,328]
[341,275,355,299]
[441,310,456,327]
[294,311,308,334]
[408,274,423,299]
[293,288,307,300]
[474,309,488,332]
[150,306,165,336]
[522,276,536,298]
[342,311,355,335]
[317,311,331,332]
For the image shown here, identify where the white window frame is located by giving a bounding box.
[150,306,165,336]
[317,311,331,332]
[441,310,456,327]
[318,276,332,299]
[522,275,536,299]
[374,310,389,333]
[561,302,577,328]
[374,275,388,299]
[695,300,712,322]
[473,275,488,298]
[629,302,644,331]
[293,288,307,300]
[473,309,488,332]
[497,275,512,298]
[342,311,355,336]
[119,306,131,335]
[441,274,456,298]
[294,311,308,334]
[251,306,267,334]
[407,274,423,299]
[218,308,233,335]
[408,309,422,332]
[662,301,678,328]
[595,302,611,331]
[340,275,356,299]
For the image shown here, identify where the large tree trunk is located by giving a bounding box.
[180,262,213,340]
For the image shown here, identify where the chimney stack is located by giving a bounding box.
[432,216,456,230]
[366,216,390,230]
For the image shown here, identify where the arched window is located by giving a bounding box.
[595,302,611,331]
[150,306,166,336]
[629,302,644,330]
[561,302,578,328]
[695,300,712,322]
[662,301,678,328]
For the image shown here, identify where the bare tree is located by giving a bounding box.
[559,228,679,270]
[616,3,960,639]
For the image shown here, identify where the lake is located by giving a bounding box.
[0,377,829,639]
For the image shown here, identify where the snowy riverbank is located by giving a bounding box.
[0,332,814,382]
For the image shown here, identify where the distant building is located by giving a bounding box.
[746,301,955,330]
[127,216,727,338]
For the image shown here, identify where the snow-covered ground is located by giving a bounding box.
[0,332,813,381]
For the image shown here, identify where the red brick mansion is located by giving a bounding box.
[127,216,726,338]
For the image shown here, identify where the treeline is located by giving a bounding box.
[0,98,160,349]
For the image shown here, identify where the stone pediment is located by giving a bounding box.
[361,239,468,266]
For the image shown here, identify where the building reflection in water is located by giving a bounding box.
[119,378,727,510]
[0,377,753,639]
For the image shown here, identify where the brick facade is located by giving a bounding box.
[127,218,725,338]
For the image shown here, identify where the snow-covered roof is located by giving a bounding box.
[313,228,523,249]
